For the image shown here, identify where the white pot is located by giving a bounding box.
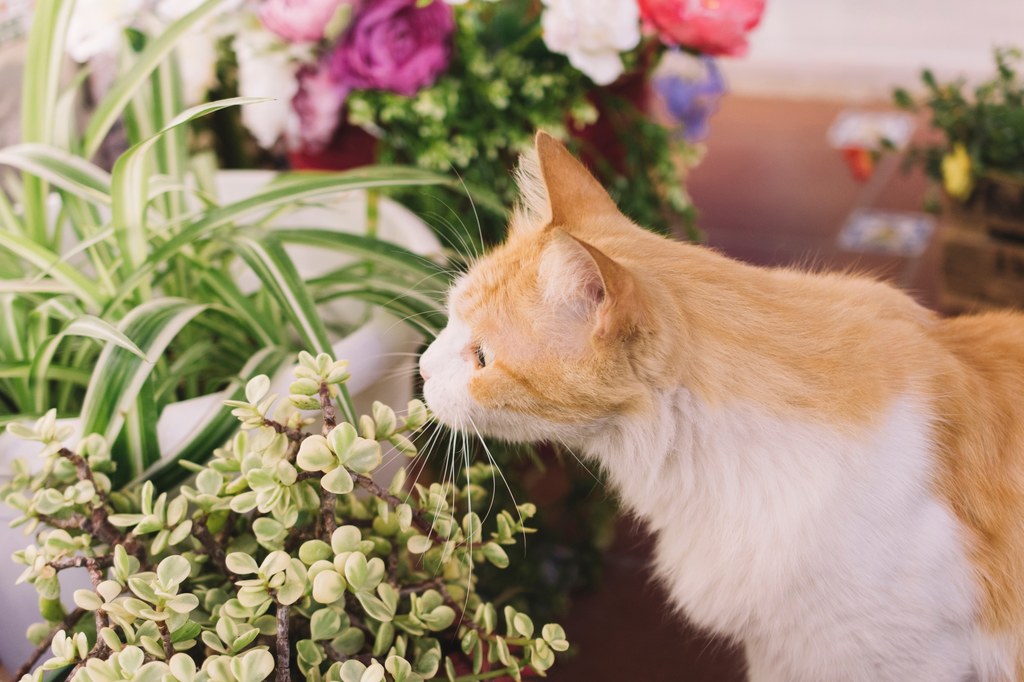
[0,172,441,670]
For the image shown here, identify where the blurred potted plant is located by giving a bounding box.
[67,0,765,249]
[0,0,463,665]
[4,354,570,681]
[894,47,1024,236]
[893,47,1024,310]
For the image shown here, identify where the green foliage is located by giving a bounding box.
[894,47,1024,188]
[346,1,698,249]
[0,0,454,487]
[4,352,568,681]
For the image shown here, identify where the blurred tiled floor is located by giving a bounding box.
[547,94,939,682]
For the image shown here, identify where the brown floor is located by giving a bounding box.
[547,95,942,682]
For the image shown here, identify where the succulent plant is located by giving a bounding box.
[4,352,567,682]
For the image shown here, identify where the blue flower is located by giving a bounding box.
[654,57,726,142]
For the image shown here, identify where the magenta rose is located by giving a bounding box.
[328,0,454,96]
[638,0,765,56]
[289,63,348,151]
[259,0,356,43]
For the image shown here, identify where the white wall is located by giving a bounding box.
[714,0,1024,100]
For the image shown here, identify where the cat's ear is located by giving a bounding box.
[539,229,638,338]
[534,131,619,226]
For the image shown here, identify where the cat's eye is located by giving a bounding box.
[474,344,488,368]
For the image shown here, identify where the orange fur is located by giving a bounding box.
[456,133,1024,672]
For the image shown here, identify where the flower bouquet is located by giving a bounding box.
[69,0,765,247]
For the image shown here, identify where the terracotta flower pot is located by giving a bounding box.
[287,121,379,171]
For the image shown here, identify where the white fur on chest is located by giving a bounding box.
[581,390,982,682]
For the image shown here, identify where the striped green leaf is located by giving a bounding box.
[0,362,90,385]
[317,288,445,338]
[61,316,147,359]
[158,167,449,256]
[309,267,446,319]
[273,228,448,290]
[1,295,32,413]
[198,270,281,348]
[0,281,75,295]
[0,294,26,360]
[0,231,105,312]
[79,299,207,480]
[112,168,451,303]
[0,144,112,206]
[233,234,332,354]
[119,378,160,488]
[20,0,73,244]
[28,312,149,414]
[111,97,268,281]
[82,0,226,159]
[151,55,189,221]
[137,346,287,490]
[0,180,24,235]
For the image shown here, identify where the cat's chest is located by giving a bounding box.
[584,391,975,642]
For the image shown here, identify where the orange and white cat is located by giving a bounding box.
[419,132,1024,682]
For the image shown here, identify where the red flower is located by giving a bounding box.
[638,0,766,56]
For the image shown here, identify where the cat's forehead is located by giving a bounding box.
[446,275,471,315]
[447,272,502,324]
[449,249,536,316]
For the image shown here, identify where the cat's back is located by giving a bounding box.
[930,310,1024,677]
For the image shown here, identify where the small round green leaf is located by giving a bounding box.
[310,609,342,641]
[299,540,334,565]
[312,570,346,604]
[73,589,103,611]
[406,534,432,555]
[513,613,534,638]
[342,438,382,474]
[225,553,260,575]
[331,525,362,554]
[322,466,354,495]
[343,552,369,591]
[260,551,291,577]
[331,627,365,656]
[482,542,509,569]
[327,422,357,458]
[297,435,335,472]
[244,375,271,405]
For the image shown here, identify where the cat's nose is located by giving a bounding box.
[419,364,431,382]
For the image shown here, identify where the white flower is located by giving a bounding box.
[233,19,311,149]
[65,0,142,63]
[540,0,641,86]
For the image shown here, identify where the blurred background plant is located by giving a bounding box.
[893,47,1024,206]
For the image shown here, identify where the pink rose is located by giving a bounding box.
[259,0,356,43]
[329,0,454,96]
[638,0,765,56]
[289,64,348,151]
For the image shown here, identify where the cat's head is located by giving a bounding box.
[419,132,666,444]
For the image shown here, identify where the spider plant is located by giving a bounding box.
[0,0,451,488]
